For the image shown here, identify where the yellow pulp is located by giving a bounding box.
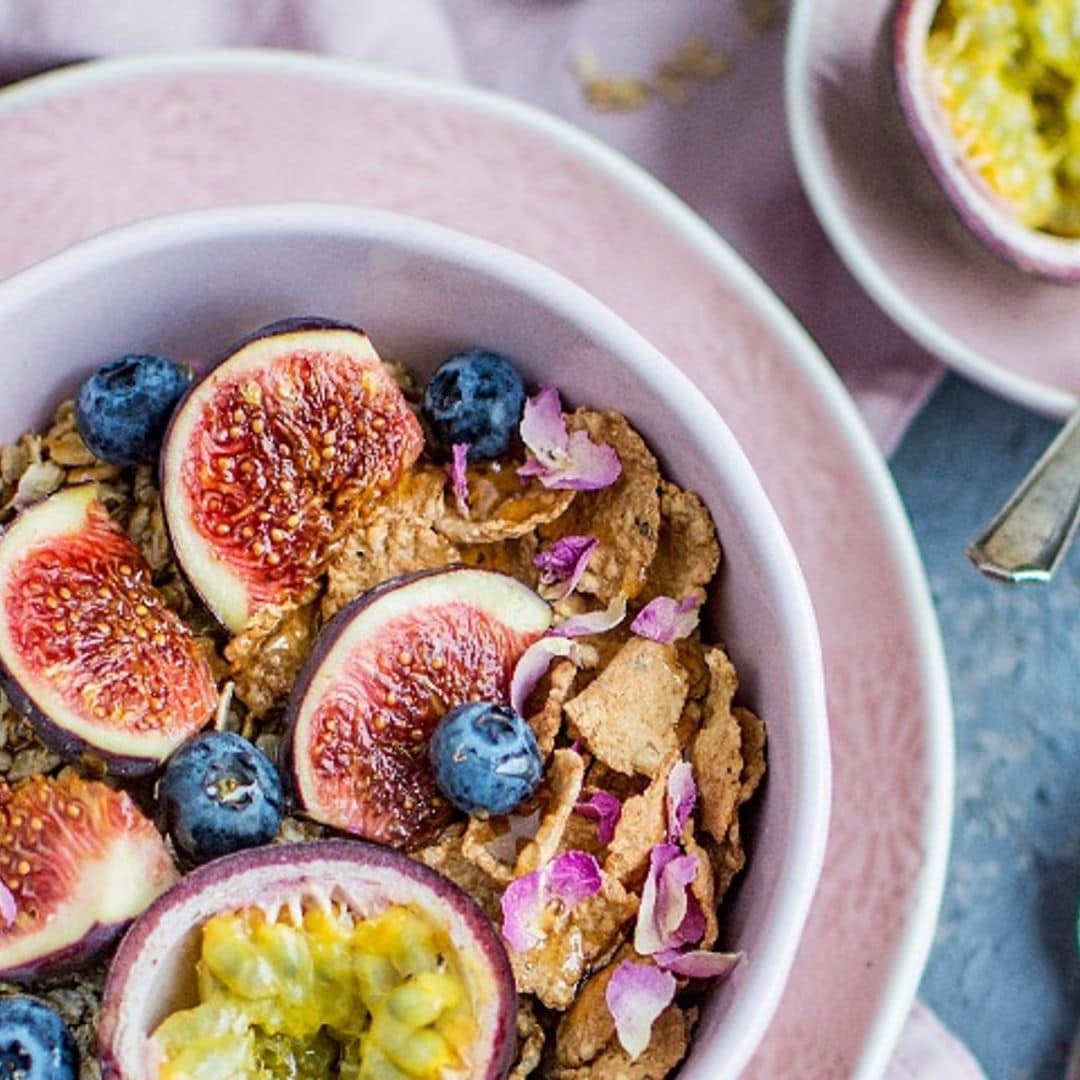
[927,0,1080,235]
[152,904,477,1079]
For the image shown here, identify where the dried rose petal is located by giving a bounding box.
[535,535,598,601]
[500,870,545,952]
[0,881,15,928]
[510,635,579,715]
[634,842,705,955]
[656,948,743,980]
[448,442,470,516]
[605,960,677,1061]
[517,386,621,491]
[547,849,603,907]
[630,594,701,644]
[553,594,627,638]
[666,760,697,842]
[574,791,622,844]
[500,850,603,952]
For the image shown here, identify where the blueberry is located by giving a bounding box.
[421,349,526,461]
[0,996,78,1080]
[429,702,542,816]
[76,354,192,466]
[159,732,285,864]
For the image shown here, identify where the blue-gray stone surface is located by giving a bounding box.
[893,374,1079,1080]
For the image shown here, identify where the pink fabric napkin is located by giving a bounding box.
[0,0,977,1074]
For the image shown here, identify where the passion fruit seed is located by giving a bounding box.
[0,487,217,775]
[153,903,473,1078]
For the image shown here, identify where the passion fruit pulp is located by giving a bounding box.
[0,485,217,775]
[287,568,552,847]
[162,319,424,633]
[98,841,517,1080]
[893,0,1080,278]
[0,772,177,981]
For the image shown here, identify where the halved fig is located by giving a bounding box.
[287,568,551,846]
[162,318,425,632]
[0,772,177,981]
[0,486,218,775]
[892,0,1080,279]
[99,840,517,1080]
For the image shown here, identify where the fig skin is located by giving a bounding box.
[887,0,1080,282]
[98,840,518,1080]
[160,317,424,633]
[284,567,552,846]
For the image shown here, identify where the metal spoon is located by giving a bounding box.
[967,407,1080,583]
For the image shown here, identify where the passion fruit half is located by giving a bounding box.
[893,0,1080,279]
[98,840,517,1080]
[286,568,552,847]
[0,486,218,775]
[0,772,177,981]
[161,318,424,633]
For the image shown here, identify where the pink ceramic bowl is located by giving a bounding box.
[0,204,829,1078]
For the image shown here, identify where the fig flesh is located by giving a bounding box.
[287,568,551,846]
[161,318,424,633]
[98,840,517,1080]
[0,486,217,775]
[0,772,177,981]
[893,0,1080,279]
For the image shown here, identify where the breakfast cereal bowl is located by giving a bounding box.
[0,204,828,1078]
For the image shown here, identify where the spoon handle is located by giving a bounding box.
[967,408,1080,584]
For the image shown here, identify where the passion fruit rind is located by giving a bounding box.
[98,839,518,1080]
[160,318,424,634]
[890,0,1080,281]
[0,487,217,777]
[284,567,552,847]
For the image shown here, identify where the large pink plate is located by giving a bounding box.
[0,52,952,1078]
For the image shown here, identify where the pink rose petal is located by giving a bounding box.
[448,442,470,516]
[553,594,627,638]
[535,535,598,601]
[547,850,603,908]
[666,760,697,842]
[518,385,567,458]
[635,843,705,954]
[510,636,579,715]
[605,961,677,1061]
[656,949,743,980]
[630,594,701,645]
[0,881,15,928]
[500,870,544,952]
[518,386,622,490]
[500,851,602,953]
[574,791,622,845]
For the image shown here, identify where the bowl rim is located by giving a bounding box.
[785,0,1079,420]
[0,201,829,1079]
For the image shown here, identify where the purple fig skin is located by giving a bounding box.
[158,317,375,630]
[0,667,171,779]
[98,839,518,1080]
[889,0,1080,283]
[0,921,125,983]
